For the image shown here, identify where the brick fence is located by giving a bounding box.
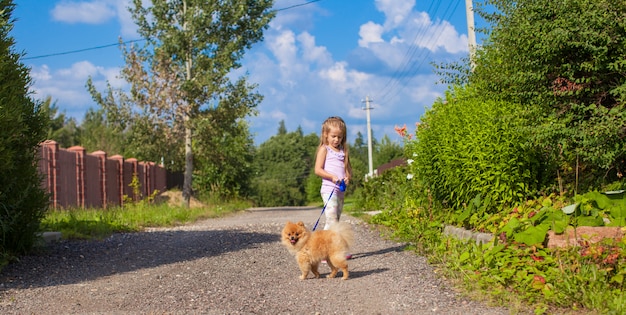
[38,140,182,209]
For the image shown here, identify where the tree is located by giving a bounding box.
[277,120,287,135]
[0,0,49,258]
[193,77,262,199]
[472,0,626,191]
[252,122,316,206]
[89,0,275,207]
[374,135,403,168]
[41,97,80,148]
[79,108,118,154]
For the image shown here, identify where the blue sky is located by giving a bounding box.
[11,0,484,146]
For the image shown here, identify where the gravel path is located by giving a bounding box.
[0,207,514,314]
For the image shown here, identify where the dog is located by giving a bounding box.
[281,220,354,280]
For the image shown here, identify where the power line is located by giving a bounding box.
[23,39,144,60]
[275,0,322,12]
[373,0,442,105]
[21,0,323,61]
[374,0,461,107]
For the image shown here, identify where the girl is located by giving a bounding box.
[314,116,352,232]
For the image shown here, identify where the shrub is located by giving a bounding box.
[0,2,49,264]
[409,86,541,215]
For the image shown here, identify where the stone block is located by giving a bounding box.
[546,226,624,249]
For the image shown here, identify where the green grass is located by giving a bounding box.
[40,198,251,241]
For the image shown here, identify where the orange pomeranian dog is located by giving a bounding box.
[281,221,354,280]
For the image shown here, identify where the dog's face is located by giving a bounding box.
[281,221,308,249]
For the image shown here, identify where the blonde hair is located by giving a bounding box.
[319,116,352,178]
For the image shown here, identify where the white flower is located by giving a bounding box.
[412,153,417,157]
[406,174,414,180]
[407,159,414,165]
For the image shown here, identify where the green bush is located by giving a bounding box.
[304,171,322,204]
[409,86,541,214]
[471,0,626,192]
[0,2,49,264]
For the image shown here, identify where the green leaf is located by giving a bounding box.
[501,217,521,236]
[610,206,626,219]
[575,215,605,227]
[459,251,471,263]
[513,224,549,246]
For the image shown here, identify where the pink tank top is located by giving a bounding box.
[321,145,346,196]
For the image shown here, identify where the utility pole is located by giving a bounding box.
[362,96,374,178]
[465,0,477,69]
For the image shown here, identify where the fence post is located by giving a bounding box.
[40,140,59,209]
[110,155,124,207]
[68,146,86,208]
[92,151,107,209]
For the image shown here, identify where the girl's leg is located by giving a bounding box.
[336,194,344,221]
[321,192,339,230]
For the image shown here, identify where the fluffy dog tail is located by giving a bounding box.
[329,222,354,248]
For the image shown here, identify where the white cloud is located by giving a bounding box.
[318,62,370,95]
[28,61,125,118]
[114,0,139,38]
[30,65,52,81]
[50,0,139,39]
[375,0,415,29]
[297,32,332,66]
[58,60,98,79]
[358,1,468,57]
[51,1,117,24]
[358,22,384,48]
[267,30,298,68]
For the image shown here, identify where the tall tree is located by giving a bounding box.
[0,0,49,257]
[90,0,274,206]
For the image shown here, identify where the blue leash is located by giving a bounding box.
[312,189,334,231]
[312,180,346,231]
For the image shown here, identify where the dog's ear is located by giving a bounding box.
[297,221,305,227]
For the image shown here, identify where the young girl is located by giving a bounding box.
[314,116,352,232]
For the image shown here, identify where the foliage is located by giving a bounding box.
[0,0,49,264]
[373,134,403,169]
[251,122,316,206]
[354,99,625,314]
[41,96,80,148]
[82,85,133,157]
[38,196,250,242]
[473,0,626,191]
[193,77,260,199]
[363,179,626,313]
[304,171,322,204]
[410,86,541,212]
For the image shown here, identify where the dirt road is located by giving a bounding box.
[0,207,512,314]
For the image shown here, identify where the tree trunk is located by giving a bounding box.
[182,1,192,209]
[183,114,193,208]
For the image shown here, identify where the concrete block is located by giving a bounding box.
[41,231,62,243]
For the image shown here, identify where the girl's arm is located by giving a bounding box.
[314,146,340,183]
[344,156,352,185]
